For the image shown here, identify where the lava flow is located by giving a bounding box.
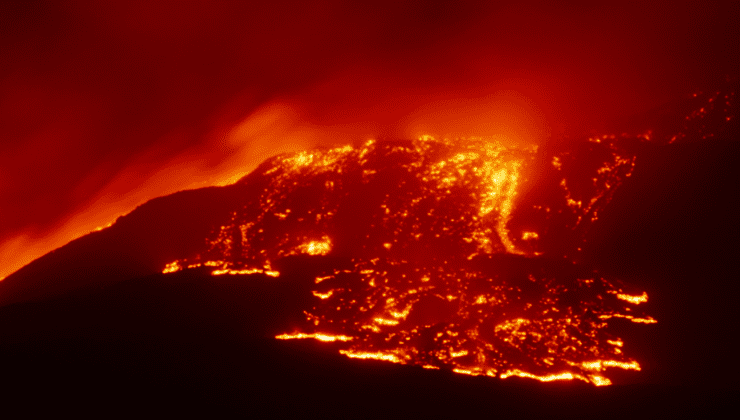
[162,132,660,386]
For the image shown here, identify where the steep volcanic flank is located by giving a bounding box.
[158,134,655,386]
[1,78,737,396]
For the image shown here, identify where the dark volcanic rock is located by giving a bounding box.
[0,78,738,414]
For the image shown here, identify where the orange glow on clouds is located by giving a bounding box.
[1,83,549,282]
[0,101,329,281]
[399,88,548,147]
[2,0,738,285]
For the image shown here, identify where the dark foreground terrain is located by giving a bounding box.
[0,268,735,418]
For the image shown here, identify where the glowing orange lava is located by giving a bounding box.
[159,134,661,386]
[275,333,353,342]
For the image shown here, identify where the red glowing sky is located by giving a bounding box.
[1,1,738,280]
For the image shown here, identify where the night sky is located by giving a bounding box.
[1,0,738,280]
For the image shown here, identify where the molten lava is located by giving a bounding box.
[155,75,740,384]
[161,133,663,386]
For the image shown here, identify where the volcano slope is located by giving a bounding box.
[0,81,738,416]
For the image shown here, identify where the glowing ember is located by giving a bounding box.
[162,135,659,386]
[297,237,333,256]
[615,291,648,305]
[340,350,402,363]
[162,260,279,277]
[162,261,182,274]
[275,333,353,342]
[211,268,280,277]
[500,369,583,383]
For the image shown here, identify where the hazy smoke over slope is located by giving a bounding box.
[1,0,738,279]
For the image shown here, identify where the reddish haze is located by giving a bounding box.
[1,1,738,280]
